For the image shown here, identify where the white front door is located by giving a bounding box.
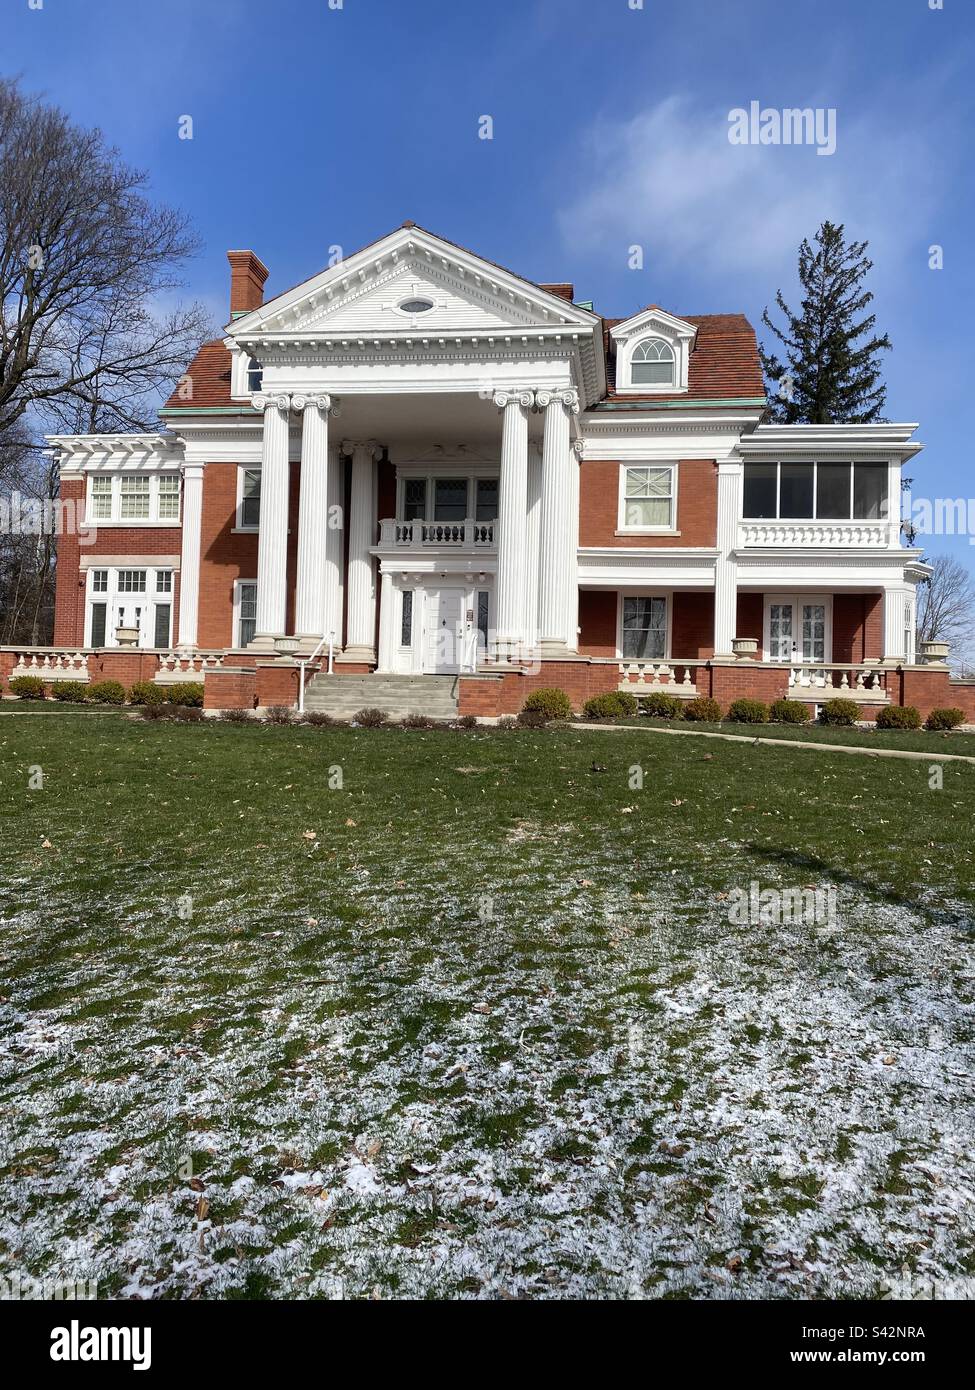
[424,588,465,673]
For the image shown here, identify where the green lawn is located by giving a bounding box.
[602,715,975,756]
[1,712,973,1299]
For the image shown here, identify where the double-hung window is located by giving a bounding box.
[86,473,181,524]
[620,465,676,531]
[239,468,261,528]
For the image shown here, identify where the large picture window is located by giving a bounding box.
[621,596,667,659]
[743,462,888,521]
[619,465,676,531]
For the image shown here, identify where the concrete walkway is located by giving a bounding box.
[573,721,975,765]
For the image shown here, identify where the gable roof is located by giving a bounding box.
[599,312,766,406]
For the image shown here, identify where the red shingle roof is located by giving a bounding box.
[161,316,765,413]
[601,312,765,404]
[163,340,234,409]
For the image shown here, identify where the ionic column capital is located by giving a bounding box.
[253,392,291,414]
[342,438,381,459]
[571,438,585,460]
[535,387,580,415]
[292,393,334,415]
[493,388,535,411]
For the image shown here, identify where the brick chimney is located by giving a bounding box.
[227,250,269,317]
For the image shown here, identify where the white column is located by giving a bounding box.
[325,446,345,651]
[341,439,378,664]
[493,389,533,658]
[537,388,579,656]
[176,460,205,650]
[567,438,583,650]
[377,569,395,672]
[882,584,911,663]
[293,394,333,649]
[714,460,742,657]
[525,442,542,652]
[252,393,292,648]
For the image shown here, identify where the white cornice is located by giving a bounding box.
[739,423,923,461]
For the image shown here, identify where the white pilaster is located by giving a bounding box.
[493,389,533,658]
[377,569,395,673]
[567,438,583,650]
[341,439,379,664]
[252,393,292,649]
[325,446,345,651]
[714,460,742,657]
[882,584,911,663]
[176,460,205,650]
[537,388,579,657]
[293,394,333,649]
[525,441,542,652]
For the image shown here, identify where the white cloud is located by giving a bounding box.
[559,95,945,294]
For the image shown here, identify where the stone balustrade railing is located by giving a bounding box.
[378,517,496,548]
[8,648,90,681]
[619,661,700,694]
[788,663,889,700]
[156,651,227,683]
[737,520,896,549]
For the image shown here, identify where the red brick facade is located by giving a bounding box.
[580,459,717,548]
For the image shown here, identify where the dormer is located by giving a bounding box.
[610,307,698,395]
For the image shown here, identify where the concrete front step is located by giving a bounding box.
[303,674,460,718]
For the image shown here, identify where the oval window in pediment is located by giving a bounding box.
[398,298,434,314]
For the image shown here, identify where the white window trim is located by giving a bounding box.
[616,592,672,661]
[617,463,679,535]
[763,593,833,664]
[233,578,258,649]
[84,565,175,649]
[85,472,181,527]
[234,465,262,532]
[611,310,696,396]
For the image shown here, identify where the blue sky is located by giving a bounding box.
[5,0,973,569]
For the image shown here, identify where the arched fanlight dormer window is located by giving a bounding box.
[246,357,263,392]
[630,337,675,387]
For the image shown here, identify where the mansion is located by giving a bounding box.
[14,222,944,718]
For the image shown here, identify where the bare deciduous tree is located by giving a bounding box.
[916,554,975,657]
[0,75,212,453]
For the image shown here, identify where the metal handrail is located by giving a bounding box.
[297,631,335,715]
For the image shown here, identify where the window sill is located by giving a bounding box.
[88,519,181,528]
[232,526,260,535]
[615,529,681,537]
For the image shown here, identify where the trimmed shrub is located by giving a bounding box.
[683,696,722,722]
[354,707,387,728]
[521,687,573,721]
[399,712,435,729]
[457,714,478,730]
[516,708,549,729]
[769,698,811,724]
[263,705,293,725]
[165,681,204,708]
[302,711,335,727]
[495,716,517,730]
[876,704,922,730]
[170,704,204,722]
[639,691,685,720]
[925,706,966,731]
[49,681,89,703]
[218,707,253,723]
[819,698,860,726]
[128,680,166,706]
[8,675,46,699]
[726,698,770,724]
[582,690,639,719]
[86,680,126,705]
[139,702,171,720]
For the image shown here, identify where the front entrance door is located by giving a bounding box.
[424,588,465,672]
[765,594,831,664]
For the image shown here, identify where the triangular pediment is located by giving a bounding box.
[610,306,698,346]
[227,224,599,341]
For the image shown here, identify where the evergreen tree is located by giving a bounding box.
[760,221,891,423]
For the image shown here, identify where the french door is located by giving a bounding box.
[765,595,831,665]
